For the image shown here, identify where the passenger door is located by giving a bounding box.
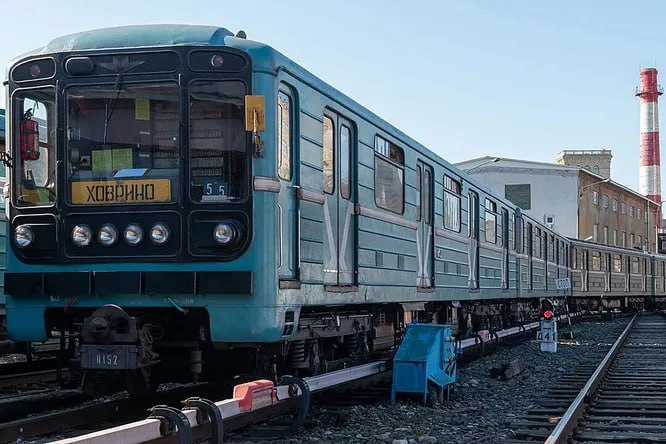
[322,112,356,286]
[468,190,480,290]
[416,161,434,288]
[277,89,298,281]
[501,208,509,289]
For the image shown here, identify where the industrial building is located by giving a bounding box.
[555,149,612,178]
[456,156,660,253]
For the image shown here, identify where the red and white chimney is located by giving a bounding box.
[637,67,663,221]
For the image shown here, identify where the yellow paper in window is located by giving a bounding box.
[113,149,133,170]
[135,98,150,120]
[92,150,113,173]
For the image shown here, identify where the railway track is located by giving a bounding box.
[547,312,666,443]
[508,312,666,443]
[8,312,576,444]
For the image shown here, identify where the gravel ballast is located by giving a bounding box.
[261,315,631,444]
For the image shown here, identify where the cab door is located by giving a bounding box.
[322,112,356,286]
[416,161,434,288]
[277,89,298,281]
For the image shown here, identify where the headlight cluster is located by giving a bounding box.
[67,222,171,248]
[14,225,34,249]
[213,222,238,246]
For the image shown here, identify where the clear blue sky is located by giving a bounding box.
[0,0,662,191]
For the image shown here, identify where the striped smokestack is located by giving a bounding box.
[636,67,663,220]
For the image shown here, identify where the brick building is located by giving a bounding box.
[555,149,612,178]
[456,156,659,252]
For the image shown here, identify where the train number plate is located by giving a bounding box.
[80,344,139,370]
[95,351,123,368]
[71,179,171,204]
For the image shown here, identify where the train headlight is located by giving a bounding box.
[97,223,118,247]
[14,225,34,248]
[124,224,144,246]
[213,222,236,245]
[150,223,170,246]
[72,224,92,247]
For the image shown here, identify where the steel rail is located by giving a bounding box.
[23,311,583,444]
[544,313,637,444]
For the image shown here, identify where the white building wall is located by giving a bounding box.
[465,167,579,238]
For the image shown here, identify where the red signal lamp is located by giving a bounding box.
[543,309,554,320]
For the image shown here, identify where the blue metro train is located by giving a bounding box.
[2,25,663,393]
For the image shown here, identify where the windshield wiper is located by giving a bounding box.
[102,72,124,144]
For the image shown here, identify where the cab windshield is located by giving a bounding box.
[13,88,56,207]
[66,83,180,205]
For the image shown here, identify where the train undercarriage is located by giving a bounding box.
[43,295,647,396]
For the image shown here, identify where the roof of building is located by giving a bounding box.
[455,155,579,170]
[456,155,659,206]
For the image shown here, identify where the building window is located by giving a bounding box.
[622,231,627,247]
[632,256,640,274]
[504,184,531,209]
[374,135,404,214]
[484,198,497,243]
[277,91,292,180]
[631,233,636,247]
[593,223,598,242]
[603,226,609,244]
[637,208,642,219]
[611,198,617,211]
[603,195,609,208]
[629,206,634,217]
[621,202,626,214]
[593,165,600,174]
[443,175,461,232]
[638,235,643,249]
[613,229,617,246]
[593,190,599,205]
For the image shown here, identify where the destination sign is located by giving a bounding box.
[71,179,171,204]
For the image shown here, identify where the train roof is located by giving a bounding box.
[15,25,237,55]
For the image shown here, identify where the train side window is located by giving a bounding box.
[424,169,432,224]
[416,166,421,222]
[484,198,497,243]
[277,91,292,181]
[340,124,351,199]
[323,116,334,194]
[526,223,533,255]
[591,251,601,271]
[575,249,585,270]
[501,208,509,248]
[511,213,516,250]
[533,228,542,258]
[374,135,404,214]
[631,257,639,274]
[613,254,622,273]
[443,175,461,232]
